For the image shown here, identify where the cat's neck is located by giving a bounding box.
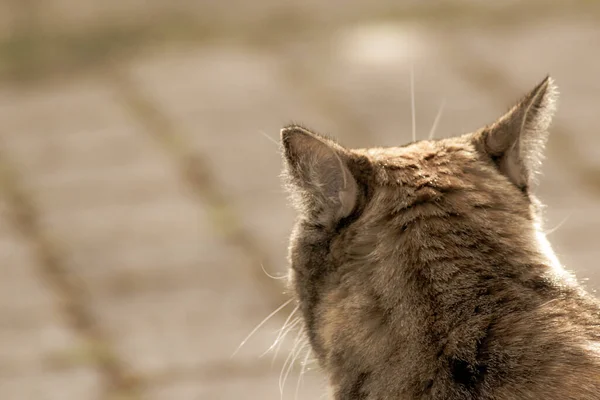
[331,224,597,400]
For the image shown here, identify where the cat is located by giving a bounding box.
[280,76,600,399]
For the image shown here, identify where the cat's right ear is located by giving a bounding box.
[280,125,358,224]
[474,76,558,191]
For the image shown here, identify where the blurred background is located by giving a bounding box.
[1,0,600,399]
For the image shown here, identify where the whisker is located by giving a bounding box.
[410,51,416,143]
[231,298,292,357]
[545,212,572,236]
[295,346,311,400]
[261,305,299,358]
[261,263,287,280]
[272,318,301,364]
[259,130,281,147]
[280,328,305,397]
[282,340,307,398]
[285,342,307,396]
[428,98,446,140]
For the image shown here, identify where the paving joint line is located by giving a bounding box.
[0,151,143,400]
[107,68,288,313]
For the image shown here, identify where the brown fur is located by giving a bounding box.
[280,76,600,399]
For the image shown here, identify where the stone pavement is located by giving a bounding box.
[0,2,600,399]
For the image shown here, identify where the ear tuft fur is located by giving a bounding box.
[281,125,358,224]
[478,76,558,190]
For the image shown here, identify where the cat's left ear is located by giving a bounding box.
[475,76,558,190]
[281,125,358,224]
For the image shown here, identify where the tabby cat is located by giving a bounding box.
[280,77,600,399]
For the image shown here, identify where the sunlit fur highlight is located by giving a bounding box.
[280,77,600,399]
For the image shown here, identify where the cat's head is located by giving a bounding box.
[280,77,558,396]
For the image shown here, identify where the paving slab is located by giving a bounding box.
[148,368,326,400]
[0,4,599,400]
[0,75,304,397]
[0,194,101,399]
